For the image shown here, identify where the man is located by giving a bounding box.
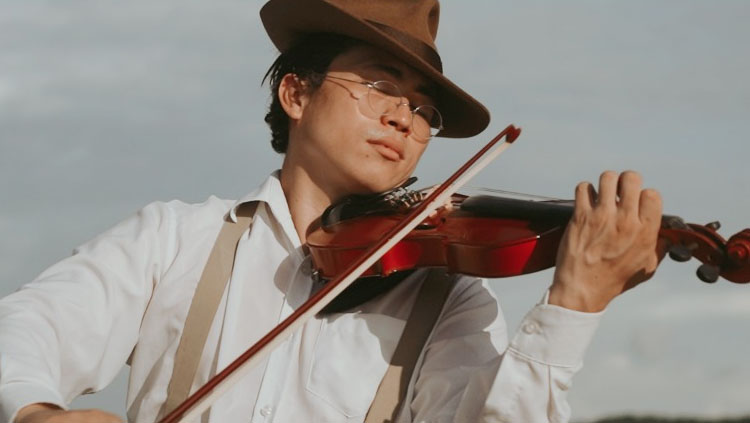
[1,1,663,422]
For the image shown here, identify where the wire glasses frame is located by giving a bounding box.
[324,75,444,141]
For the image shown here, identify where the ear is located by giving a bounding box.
[278,73,308,121]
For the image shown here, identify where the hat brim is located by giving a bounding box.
[260,0,490,138]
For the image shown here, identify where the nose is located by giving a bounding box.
[381,100,412,135]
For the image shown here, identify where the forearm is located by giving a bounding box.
[455,298,602,423]
[14,404,63,423]
[14,403,123,423]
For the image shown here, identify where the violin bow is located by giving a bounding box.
[159,124,522,423]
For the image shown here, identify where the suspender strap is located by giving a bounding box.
[365,268,454,423]
[163,201,451,421]
[164,202,258,415]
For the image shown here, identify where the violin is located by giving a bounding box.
[309,187,750,284]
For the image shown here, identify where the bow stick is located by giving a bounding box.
[159,124,522,423]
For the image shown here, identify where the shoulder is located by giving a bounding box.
[73,195,237,259]
[108,195,235,230]
[158,195,236,229]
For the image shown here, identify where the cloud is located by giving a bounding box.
[572,351,750,420]
[0,78,13,107]
[646,290,750,319]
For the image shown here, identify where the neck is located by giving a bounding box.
[280,156,346,245]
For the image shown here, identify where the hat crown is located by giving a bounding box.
[323,0,440,49]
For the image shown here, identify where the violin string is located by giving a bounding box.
[462,186,566,202]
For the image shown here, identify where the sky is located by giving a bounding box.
[1,1,750,421]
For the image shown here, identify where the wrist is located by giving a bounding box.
[548,280,610,313]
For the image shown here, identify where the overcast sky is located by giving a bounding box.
[2,1,750,421]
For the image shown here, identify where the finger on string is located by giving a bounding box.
[638,188,663,227]
[618,171,643,214]
[588,183,597,208]
[574,181,595,215]
[597,171,619,210]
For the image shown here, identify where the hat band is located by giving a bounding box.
[366,20,443,73]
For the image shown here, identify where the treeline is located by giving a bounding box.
[587,417,750,423]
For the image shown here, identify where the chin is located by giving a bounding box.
[353,177,405,196]
[343,157,413,196]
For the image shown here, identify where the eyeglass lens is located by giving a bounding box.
[366,81,442,139]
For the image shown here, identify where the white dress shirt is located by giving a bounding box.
[0,172,602,423]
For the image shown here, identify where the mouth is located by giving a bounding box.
[367,139,404,161]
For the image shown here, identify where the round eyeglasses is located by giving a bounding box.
[324,75,443,141]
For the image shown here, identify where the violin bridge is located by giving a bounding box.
[383,187,424,211]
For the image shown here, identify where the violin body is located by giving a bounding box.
[308,196,566,279]
[308,193,750,284]
[309,210,563,279]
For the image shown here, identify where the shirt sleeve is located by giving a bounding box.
[401,277,602,423]
[0,201,175,423]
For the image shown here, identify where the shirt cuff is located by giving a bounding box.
[0,382,67,423]
[508,290,603,367]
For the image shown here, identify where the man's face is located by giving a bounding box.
[286,44,438,199]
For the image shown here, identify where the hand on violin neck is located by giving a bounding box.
[549,171,664,313]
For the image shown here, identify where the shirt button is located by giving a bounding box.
[522,321,540,334]
[260,406,274,417]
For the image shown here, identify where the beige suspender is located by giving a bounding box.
[164,202,258,415]
[364,268,453,423]
[163,202,453,422]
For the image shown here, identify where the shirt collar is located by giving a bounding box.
[229,170,302,249]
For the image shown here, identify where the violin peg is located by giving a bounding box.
[668,244,694,262]
[697,263,720,283]
[663,215,689,230]
[705,221,721,231]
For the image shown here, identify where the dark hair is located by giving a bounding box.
[263,33,362,153]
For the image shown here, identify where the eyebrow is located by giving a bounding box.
[368,63,438,101]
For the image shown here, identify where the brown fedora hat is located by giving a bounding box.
[260,0,490,138]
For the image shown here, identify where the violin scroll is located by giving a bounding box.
[719,229,750,283]
[661,218,750,284]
